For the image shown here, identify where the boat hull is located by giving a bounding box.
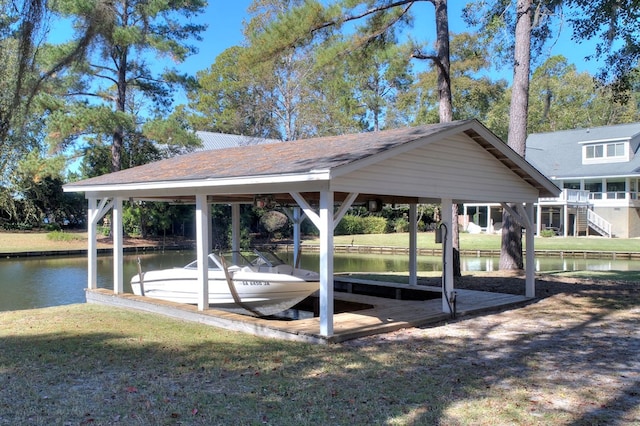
[131,268,319,316]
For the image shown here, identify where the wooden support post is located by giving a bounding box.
[409,203,417,286]
[441,198,454,313]
[524,202,536,298]
[87,198,98,290]
[319,190,334,337]
[231,203,241,265]
[112,197,124,294]
[196,194,210,311]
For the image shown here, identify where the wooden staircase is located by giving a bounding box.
[585,208,612,237]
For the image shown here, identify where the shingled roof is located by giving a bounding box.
[526,122,640,179]
[64,120,558,202]
[69,121,465,186]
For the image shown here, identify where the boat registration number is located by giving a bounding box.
[239,281,270,286]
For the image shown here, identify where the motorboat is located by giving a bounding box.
[131,250,319,316]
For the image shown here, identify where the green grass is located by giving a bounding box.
[305,232,640,252]
[2,293,639,425]
[46,230,85,243]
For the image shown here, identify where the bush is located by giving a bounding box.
[540,229,556,238]
[391,217,409,233]
[335,215,388,235]
[43,223,61,232]
[362,216,387,234]
[335,215,365,235]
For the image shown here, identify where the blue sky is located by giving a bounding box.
[179,1,604,80]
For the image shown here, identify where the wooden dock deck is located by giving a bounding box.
[86,282,530,344]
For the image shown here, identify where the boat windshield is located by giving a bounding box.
[251,249,286,267]
[183,250,287,270]
[184,254,223,270]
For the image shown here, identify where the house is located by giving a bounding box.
[64,119,559,339]
[463,122,640,238]
[527,123,640,238]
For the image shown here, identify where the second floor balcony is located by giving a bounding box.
[539,189,590,204]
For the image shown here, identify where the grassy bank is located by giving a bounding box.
[306,232,639,252]
[2,274,639,425]
[0,231,188,254]
[1,231,638,254]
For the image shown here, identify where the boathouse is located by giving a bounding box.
[64,119,559,341]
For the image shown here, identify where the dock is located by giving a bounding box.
[86,279,530,344]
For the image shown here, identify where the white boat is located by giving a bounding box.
[131,251,319,316]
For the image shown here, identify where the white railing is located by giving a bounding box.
[539,189,590,203]
[589,191,628,200]
[587,209,612,238]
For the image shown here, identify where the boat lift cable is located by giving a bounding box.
[218,254,266,317]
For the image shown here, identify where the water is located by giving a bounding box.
[0,250,637,312]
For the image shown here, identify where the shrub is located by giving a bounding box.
[391,217,409,233]
[335,215,365,235]
[540,229,556,238]
[363,216,387,234]
[43,223,61,232]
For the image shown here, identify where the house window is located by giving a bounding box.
[585,181,602,199]
[583,141,627,163]
[607,180,626,199]
[585,144,604,159]
[563,181,580,190]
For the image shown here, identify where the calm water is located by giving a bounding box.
[0,250,637,312]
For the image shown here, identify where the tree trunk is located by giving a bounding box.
[433,0,459,275]
[434,0,453,123]
[500,0,531,271]
[112,50,128,173]
[507,0,531,157]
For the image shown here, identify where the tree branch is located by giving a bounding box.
[312,0,432,32]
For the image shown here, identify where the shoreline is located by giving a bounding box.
[2,241,640,260]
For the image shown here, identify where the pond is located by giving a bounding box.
[1,250,637,312]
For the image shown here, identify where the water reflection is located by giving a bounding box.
[0,250,637,312]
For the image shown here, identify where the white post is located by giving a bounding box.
[112,197,124,294]
[292,207,301,267]
[409,203,417,286]
[525,202,536,297]
[563,204,569,237]
[536,203,542,236]
[462,204,468,230]
[441,198,454,313]
[319,190,334,337]
[487,205,492,233]
[87,198,98,290]
[195,194,210,311]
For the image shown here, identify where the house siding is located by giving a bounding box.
[332,134,539,203]
[629,207,640,238]
[593,206,632,238]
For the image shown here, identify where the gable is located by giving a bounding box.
[333,133,540,203]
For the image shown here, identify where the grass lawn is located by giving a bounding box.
[1,230,638,254]
[2,274,639,425]
[1,231,638,424]
[0,231,185,253]
[307,232,640,252]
